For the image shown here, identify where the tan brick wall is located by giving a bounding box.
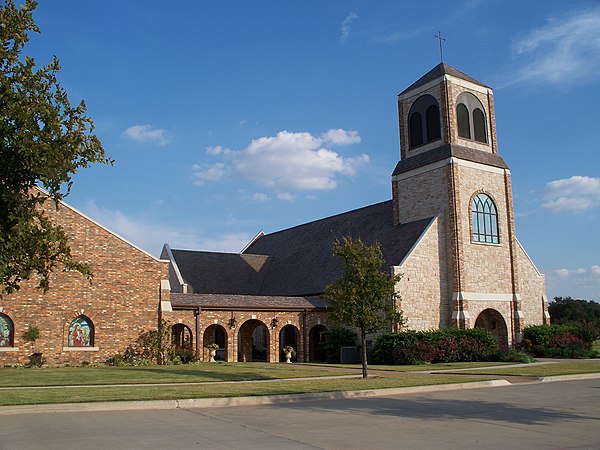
[0,198,169,366]
[394,165,450,224]
[455,164,514,293]
[516,242,548,327]
[394,216,452,330]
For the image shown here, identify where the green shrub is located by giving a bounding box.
[373,328,497,365]
[501,348,535,363]
[523,324,599,358]
[318,327,357,363]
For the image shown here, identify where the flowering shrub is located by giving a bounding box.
[522,324,598,358]
[373,328,496,365]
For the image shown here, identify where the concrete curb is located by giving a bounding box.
[538,372,600,383]
[0,379,510,416]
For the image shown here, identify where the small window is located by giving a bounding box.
[0,314,14,347]
[473,108,487,143]
[68,315,94,347]
[471,193,499,244]
[457,103,470,139]
[408,94,441,149]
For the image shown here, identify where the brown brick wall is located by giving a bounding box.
[0,198,169,366]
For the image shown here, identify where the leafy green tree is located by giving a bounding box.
[324,236,405,378]
[549,297,600,328]
[1,0,111,294]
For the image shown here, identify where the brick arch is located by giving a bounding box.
[63,311,99,348]
[203,324,228,361]
[475,308,508,351]
[237,319,270,362]
[279,324,299,362]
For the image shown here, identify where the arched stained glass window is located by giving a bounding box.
[473,108,487,143]
[68,315,94,347]
[457,103,470,139]
[471,193,499,244]
[0,314,14,347]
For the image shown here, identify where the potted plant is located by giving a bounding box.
[206,343,219,362]
[282,346,296,363]
[23,326,44,367]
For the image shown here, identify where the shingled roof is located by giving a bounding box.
[166,250,272,295]
[243,201,433,296]
[170,293,330,311]
[166,201,433,299]
[392,143,509,176]
[399,63,489,96]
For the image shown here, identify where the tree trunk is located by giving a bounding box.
[361,329,368,378]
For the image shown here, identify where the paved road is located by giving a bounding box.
[1,379,598,449]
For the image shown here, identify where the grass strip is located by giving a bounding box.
[443,360,600,377]
[0,363,355,387]
[298,361,517,372]
[0,373,492,406]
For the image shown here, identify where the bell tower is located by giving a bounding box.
[391,63,529,345]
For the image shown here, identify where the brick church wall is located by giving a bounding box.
[516,242,548,327]
[394,216,453,330]
[0,198,169,367]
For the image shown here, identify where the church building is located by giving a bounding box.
[0,63,548,366]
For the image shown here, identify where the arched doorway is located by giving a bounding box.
[475,308,509,350]
[309,324,327,362]
[203,324,228,361]
[279,324,299,362]
[238,319,269,362]
[172,323,193,351]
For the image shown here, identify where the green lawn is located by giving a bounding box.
[299,361,517,372]
[444,360,600,377]
[0,363,355,387]
[0,372,491,406]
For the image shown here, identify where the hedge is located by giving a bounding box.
[522,324,599,358]
[372,328,497,365]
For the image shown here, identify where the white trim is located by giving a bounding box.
[452,292,517,302]
[452,310,471,320]
[160,300,173,312]
[514,310,524,319]
[0,347,19,352]
[396,215,438,268]
[445,74,491,94]
[34,187,167,263]
[160,279,171,291]
[516,238,544,276]
[397,78,440,101]
[62,347,99,352]
[240,231,265,254]
[451,157,507,175]
[163,244,185,287]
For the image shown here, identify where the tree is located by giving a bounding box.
[0,0,111,294]
[324,236,404,378]
[549,297,600,328]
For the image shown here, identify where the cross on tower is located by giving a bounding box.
[435,31,446,63]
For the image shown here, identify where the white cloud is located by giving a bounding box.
[322,128,361,145]
[547,265,600,301]
[510,7,600,87]
[195,129,368,200]
[540,176,600,212]
[83,200,253,255]
[123,124,169,146]
[192,162,226,185]
[252,193,271,203]
[206,145,232,156]
[340,12,358,43]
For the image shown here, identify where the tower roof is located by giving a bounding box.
[399,63,489,96]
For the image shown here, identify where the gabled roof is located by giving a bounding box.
[399,63,489,96]
[165,249,272,295]
[392,143,509,176]
[243,201,433,296]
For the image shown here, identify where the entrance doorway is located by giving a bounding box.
[475,308,509,350]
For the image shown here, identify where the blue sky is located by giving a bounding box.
[24,0,600,301]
